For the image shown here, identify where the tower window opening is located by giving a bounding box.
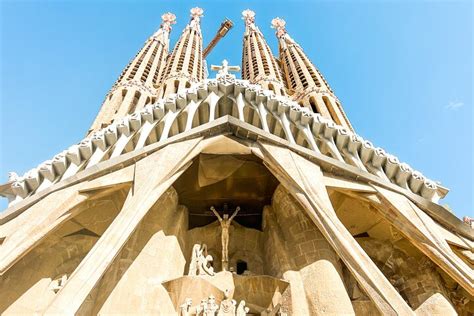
[309,96,319,113]
[236,260,248,275]
[174,80,180,93]
[128,91,141,114]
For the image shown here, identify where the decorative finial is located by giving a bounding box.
[242,9,256,26]
[271,17,286,37]
[190,7,204,19]
[8,172,19,182]
[161,12,176,32]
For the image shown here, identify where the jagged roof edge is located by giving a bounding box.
[1,76,448,209]
[0,115,471,240]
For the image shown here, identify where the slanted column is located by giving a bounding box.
[43,138,202,315]
[97,201,187,313]
[271,185,355,315]
[259,141,414,315]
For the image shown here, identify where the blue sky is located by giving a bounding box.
[0,0,472,217]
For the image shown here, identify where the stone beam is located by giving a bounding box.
[322,173,377,193]
[374,185,474,296]
[258,141,414,315]
[44,138,202,315]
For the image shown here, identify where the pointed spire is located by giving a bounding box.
[151,12,176,45]
[242,9,256,32]
[241,9,286,96]
[159,7,205,98]
[272,17,353,131]
[87,13,176,135]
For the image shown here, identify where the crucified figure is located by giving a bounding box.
[210,205,240,271]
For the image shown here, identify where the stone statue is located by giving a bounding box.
[189,243,215,276]
[210,205,240,271]
[206,295,219,316]
[236,300,249,316]
[179,298,193,316]
[217,289,236,315]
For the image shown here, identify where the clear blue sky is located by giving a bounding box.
[0,0,472,218]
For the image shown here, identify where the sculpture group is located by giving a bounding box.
[179,293,249,316]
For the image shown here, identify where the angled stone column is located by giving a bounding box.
[0,166,134,275]
[374,185,474,296]
[44,137,202,315]
[258,141,414,316]
[415,293,457,316]
[271,185,353,315]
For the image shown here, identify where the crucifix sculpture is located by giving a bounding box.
[210,204,240,271]
[210,59,240,78]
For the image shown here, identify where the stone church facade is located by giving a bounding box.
[0,8,472,316]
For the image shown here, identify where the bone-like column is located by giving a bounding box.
[271,185,354,315]
[43,137,202,315]
[373,185,474,296]
[258,141,414,315]
[0,166,134,275]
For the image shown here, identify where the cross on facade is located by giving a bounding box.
[211,59,240,78]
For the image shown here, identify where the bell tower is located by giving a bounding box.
[241,10,286,96]
[159,7,205,98]
[87,13,176,135]
[272,17,353,130]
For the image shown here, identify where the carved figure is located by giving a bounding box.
[236,300,249,316]
[206,295,219,316]
[210,205,240,271]
[217,289,236,316]
[189,243,215,276]
[180,298,193,316]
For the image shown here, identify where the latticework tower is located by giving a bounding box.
[159,7,205,98]
[88,13,176,135]
[241,10,286,96]
[272,17,353,131]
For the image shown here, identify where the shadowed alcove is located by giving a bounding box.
[173,153,279,230]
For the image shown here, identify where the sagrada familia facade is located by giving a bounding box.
[0,7,472,316]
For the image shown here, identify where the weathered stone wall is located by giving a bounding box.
[267,185,355,315]
[358,237,457,315]
[0,195,123,314]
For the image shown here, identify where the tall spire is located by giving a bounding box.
[241,10,286,96]
[159,7,205,98]
[272,17,353,131]
[87,13,176,135]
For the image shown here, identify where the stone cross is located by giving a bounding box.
[211,60,240,78]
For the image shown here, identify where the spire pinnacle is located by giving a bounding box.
[190,7,204,20]
[160,12,176,32]
[271,17,286,37]
[242,9,256,27]
[188,7,204,31]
